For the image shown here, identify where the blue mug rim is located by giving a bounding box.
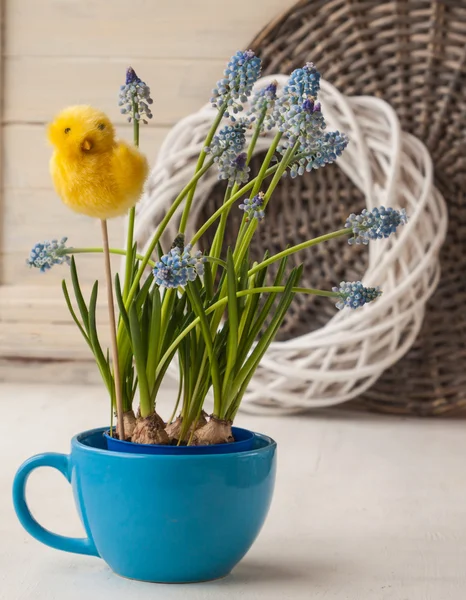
[73,427,276,460]
[104,425,254,456]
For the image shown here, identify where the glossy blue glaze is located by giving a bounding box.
[104,425,255,455]
[12,427,277,583]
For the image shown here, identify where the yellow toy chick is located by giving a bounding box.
[48,105,148,219]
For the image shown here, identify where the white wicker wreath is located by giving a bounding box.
[131,75,448,415]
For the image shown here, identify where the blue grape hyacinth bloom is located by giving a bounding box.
[205,119,251,184]
[285,62,321,100]
[211,50,262,118]
[118,66,154,124]
[239,192,265,221]
[26,238,70,272]
[153,245,206,289]
[333,281,382,310]
[205,120,249,158]
[248,80,278,126]
[218,152,250,187]
[269,63,349,176]
[346,206,408,245]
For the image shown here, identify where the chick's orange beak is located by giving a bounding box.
[81,138,93,152]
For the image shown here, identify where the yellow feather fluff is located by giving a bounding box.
[48,105,149,219]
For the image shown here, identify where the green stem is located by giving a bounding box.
[168,362,184,425]
[125,158,215,307]
[189,150,308,250]
[65,247,156,268]
[155,285,339,381]
[133,104,140,146]
[123,209,136,300]
[189,163,279,246]
[234,131,282,248]
[234,144,295,268]
[203,140,295,345]
[248,228,352,277]
[208,109,268,273]
[209,187,232,279]
[251,131,282,197]
[110,400,114,437]
[122,108,140,300]
[179,107,226,234]
[126,155,283,308]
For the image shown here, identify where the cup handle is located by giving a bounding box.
[12,452,99,557]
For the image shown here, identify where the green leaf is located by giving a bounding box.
[64,276,114,404]
[87,281,112,391]
[151,292,188,401]
[146,284,162,391]
[205,256,227,271]
[237,252,250,312]
[128,302,151,416]
[141,294,151,357]
[135,272,154,313]
[237,253,269,340]
[237,255,289,367]
[222,249,239,399]
[227,267,302,417]
[61,280,91,348]
[156,241,165,261]
[122,241,136,301]
[179,352,211,441]
[185,282,222,415]
[203,260,214,303]
[115,274,131,337]
[70,257,90,332]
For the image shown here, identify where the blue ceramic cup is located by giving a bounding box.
[12,427,277,583]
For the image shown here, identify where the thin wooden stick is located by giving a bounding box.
[100,219,125,440]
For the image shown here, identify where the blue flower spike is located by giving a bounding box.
[285,62,321,99]
[239,192,266,222]
[219,152,250,187]
[205,120,249,157]
[118,66,154,124]
[205,119,251,185]
[26,237,70,272]
[153,245,206,289]
[249,80,278,125]
[333,281,382,310]
[268,62,349,176]
[211,50,262,118]
[346,206,408,245]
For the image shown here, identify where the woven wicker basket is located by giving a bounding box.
[199,0,466,416]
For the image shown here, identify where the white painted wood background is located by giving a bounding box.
[0,0,296,372]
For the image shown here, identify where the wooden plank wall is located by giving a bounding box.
[3,0,294,287]
[0,0,296,377]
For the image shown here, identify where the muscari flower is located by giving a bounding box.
[269,63,349,177]
[333,281,382,310]
[239,192,265,221]
[205,119,251,185]
[205,120,249,157]
[284,62,321,99]
[26,237,70,272]
[211,50,262,118]
[248,80,278,127]
[346,206,408,245]
[118,66,153,124]
[153,245,206,289]
[218,152,250,187]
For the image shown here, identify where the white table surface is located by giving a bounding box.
[1,382,465,599]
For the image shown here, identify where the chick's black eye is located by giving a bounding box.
[64,128,71,134]
[97,123,105,131]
